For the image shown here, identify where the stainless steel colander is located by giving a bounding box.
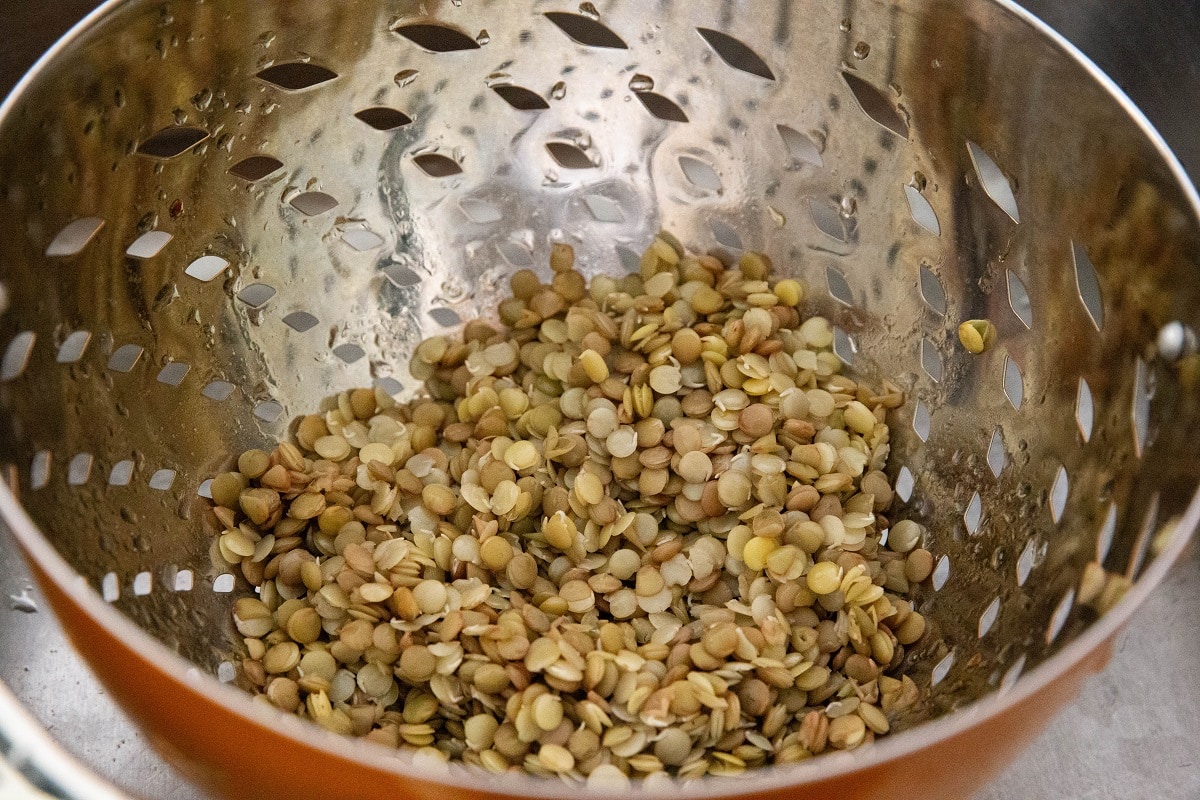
[1,1,1198,799]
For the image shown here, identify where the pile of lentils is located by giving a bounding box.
[208,233,933,787]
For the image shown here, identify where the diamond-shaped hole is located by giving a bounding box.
[1016,539,1037,586]
[919,338,942,383]
[696,28,775,80]
[394,23,483,52]
[342,229,384,252]
[174,569,194,592]
[375,376,404,397]
[986,427,1006,478]
[107,344,143,373]
[102,572,119,602]
[635,91,689,123]
[256,62,338,91]
[912,400,931,443]
[1000,655,1027,694]
[108,460,134,486]
[354,107,413,131]
[1045,589,1075,645]
[546,142,595,170]
[56,331,91,364]
[491,84,550,111]
[615,246,641,273]
[127,231,173,259]
[710,220,743,251]
[229,155,284,182]
[136,126,209,159]
[332,343,366,364]
[46,217,105,257]
[413,153,463,178]
[543,12,627,49]
[429,308,462,328]
[156,361,190,386]
[826,266,854,306]
[678,156,722,192]
[776,125,822,167]
[1003,355,1024,411]
[149,469,176,491]
[919,264,946,317]
[497,242,533,268]
[213,574,235,593]
[931,650,955,687]
[185,255,229,282]
[30,451,51,491]
[842,71,907,138]
[1049,466,1069,523]
[460,198,503,225]
[1072,242,1104,332]
[1006,270,1032,329]
[967,141,1019,223]
[133,572,152,597]
[237,284,276,309]
[1,331,35,381]
[832,326,857,366]
[1132,357,1149,458]
[895,466,914,503]
[1076,377,1094,443]
[202,381,235,401]
[1128,493,1159,580]
[964,492,982,536]
[978,597,1001,639]
[1096,502,1118,564]
[932,555,950,591]
[67,453,93,486]
[283,311,319,333]
[254,401,284,423]
[903,185,940,236]
[384,265,423,287]
[810,199,847,242]
[584,195,625,224]
[289,192,338,216]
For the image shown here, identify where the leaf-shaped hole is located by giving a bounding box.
[137,126,209,159]
[332,344,366,364]
[283,311,319,333]
[1076,377,1093,443]
[289,191,338,216]
[127,231,173,259]
[185,255,229,282]
[919,337,942,383]
[967,142,1020,223]
[256,63,338,91]
[710,220,742,250]
[776,125,823,167]
[697,28,775,80]
[46,217,105,257]
[842,71,908,138]
[108,344,144,373]
[237,284,276,309]
[229,155,284,182]
[1132,356,1149,458]
[584,195,624,224]
[825,266,854,306]
[491,85,550,111]
[546,142,595,169]
[912,399,931,443]
[56,331,91,364]
[543,12,627,49]
[809,199,847,242]
[354,107,413,131]
[986,427,1006,477]
[1071,242,1104,332]
[1,332,35,381]
[459,198,503,225]
[1049,466,1069,523]
[919,264,946,317]
[1003,355,1024,411]
[678,156,721,192]
[413,153,463,177]
[903,185,940,236]
[1006,270,1033,329]
[635,92,688,123]
[393,23,482,52]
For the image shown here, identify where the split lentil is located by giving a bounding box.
[210,234,929,782]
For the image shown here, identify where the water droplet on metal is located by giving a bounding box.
[839,196,857,218]
[551,82,567,100]
[853,42,870,60]
[629,74,655,92]
[9,589,38,614]
[840,17,852,32]
[476,29,491,45]
[579,2,600,20]
[485,72,512,88]
[395,69,419,88]
[768,206,786,226]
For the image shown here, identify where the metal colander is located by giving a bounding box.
[0,0,1197,799]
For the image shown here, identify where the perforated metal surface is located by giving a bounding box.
[0,0,1198,794]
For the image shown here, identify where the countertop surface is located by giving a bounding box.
[1,1,1199,799]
